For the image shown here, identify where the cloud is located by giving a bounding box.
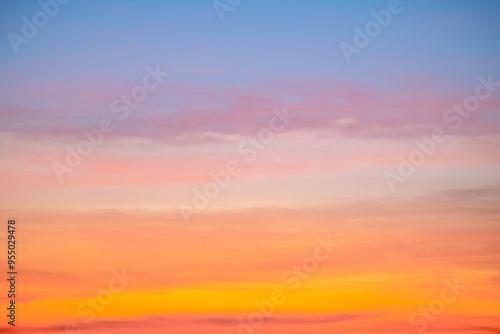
[442,185,500,200]
[1,313,362,333]
[2,78,499,143]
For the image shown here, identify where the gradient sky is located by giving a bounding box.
[1,0,500,333]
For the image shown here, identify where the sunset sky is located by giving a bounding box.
[1,0,499,333]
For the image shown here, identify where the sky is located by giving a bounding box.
[0,0,499,333]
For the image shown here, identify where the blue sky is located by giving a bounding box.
[1,0,499,86]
